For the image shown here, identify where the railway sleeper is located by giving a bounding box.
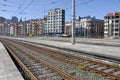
[46,76,66,80]
[41,70,53,74]
[32,71,42,77]
[30,67,49,73]
[27,65,43,69]
[114,71,120,76]
[73,60,83,63]
[24,63,42,69]
[85,63,94,66]
[81,61,90,65]
[33,70,53,77]
[97,66,108,70]
[38,72,57,79]
[90,64,100,68]
[104,69,115,73]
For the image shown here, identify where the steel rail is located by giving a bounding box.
[17,40,120,70]
[11,40,120,80]
[3,40,77,80]
[4,43,38,80]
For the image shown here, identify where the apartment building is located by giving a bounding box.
[65,22,72,36]
[43,8,65,36]
[86,20,104,38]
[17,19,24,37]
[32,19,43,36]
[0,16,18,36]
[76,16,104,38]
[104,11,120,39]
[75,16,92,37]
[0,16,6,23]
[26,19,43,37]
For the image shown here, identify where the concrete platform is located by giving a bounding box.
[38,37,120,47]
[5,37,120,61]
[0,42,24,80]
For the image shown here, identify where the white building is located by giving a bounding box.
[43,8,65,36]
[76,16,104,38]
[75,16,95,37]
[104,11,120,39]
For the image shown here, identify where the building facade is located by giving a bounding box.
[86,20,104,38]
[11,16,18,23]
[26,18,43,37]
[32,19,43,36]
[65,22,72,36]
[0,16,43,37]
[43,8,65,36]
[75,16,95,37]
[0,17,6,23]
[75,16,104,38]
[0,16,19,36]
[17,19,24,37]
[104,11,120,39]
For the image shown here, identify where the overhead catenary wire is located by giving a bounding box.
[15,0,28,13]
[0,3,19,8]
[0,0,95,20]
[18,0,28,10]
[0,9,15,12]
[17,0,34,16]
[64,0,95,20]
[18,0,71,17]
[3,0,20,5]
[19,12,40,15]
[65,0,94,10]
[15,0,94,20]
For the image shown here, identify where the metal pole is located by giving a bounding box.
[71,0,75,44]
[24,17,26,38]
[113,12,115,38]
[8,24,11,37]
[16,22,18,37]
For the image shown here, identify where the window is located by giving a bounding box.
[115,29,119,31]
[115,33,118,35]
[115,20,119,23]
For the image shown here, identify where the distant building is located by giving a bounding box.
[75,16,104,38]
[5,19,11,23]
[0,16,6,23]
[43,8,65,36]
[75,16,95,37]
[86,20,104,38]
[11,16,18,23]
[0,23,5,35]
[33,19,43,36]
[17,19,24,37]
[26,18,43,37]
[10,23,17,36]
[65,22,72,36]
[0,17,19,36]
[0,17,11,36]
[0,22,10,36]
[104,11,120,39]
[26,20,33,36]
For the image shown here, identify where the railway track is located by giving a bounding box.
[1,39,120,80]
[1,39,76,80]
[1,39,106,80]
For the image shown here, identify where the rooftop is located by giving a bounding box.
[106,11,120,17]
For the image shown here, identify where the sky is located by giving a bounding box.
[0,0,120,21]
